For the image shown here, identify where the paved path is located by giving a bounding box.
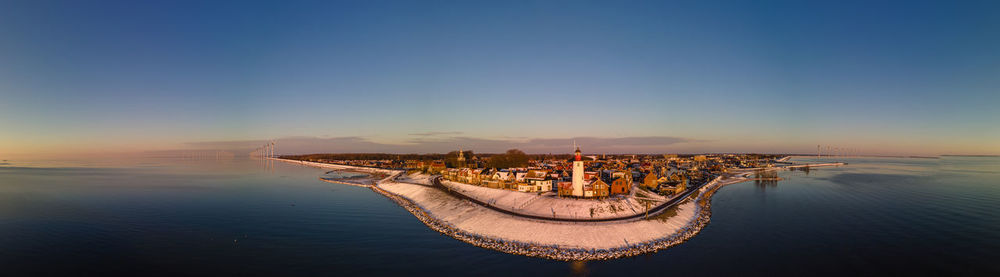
[426,176,710,223]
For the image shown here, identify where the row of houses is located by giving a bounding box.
[295,151,781,199]
[439,167,638,198]
[441,168,553,193]
[397,150,776,198]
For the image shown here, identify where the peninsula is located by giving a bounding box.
[275,149,845,260]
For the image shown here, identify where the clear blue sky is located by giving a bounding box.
[1,0,998,156]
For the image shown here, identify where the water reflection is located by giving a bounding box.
[252,156,275,173]
[568,261,589,276]
[1,156,998,276]
[753,169,781,190]
[790,165,811,175]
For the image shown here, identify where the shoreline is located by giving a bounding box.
[368,179,720,260]
[272,157,844,261]
[369,172,751,260]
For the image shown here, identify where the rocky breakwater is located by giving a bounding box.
[370,175,734,261]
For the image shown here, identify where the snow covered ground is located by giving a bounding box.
[395,172,434,185]
[378,180,697,249]
[438,179,666,220]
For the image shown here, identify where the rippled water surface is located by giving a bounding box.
[1,157,997,276]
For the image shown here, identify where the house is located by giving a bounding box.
[523,170,552,192]
[610,170,630,181]
[483,179,502,189]
[610,177,631,195]
[587,179,609,198]
[514,172,527,182]
[517,182,535,192]
[674,179,687,195]
[443,168,459,180]
[458,168,475,183]
[493,171,512,182]
[557,181,574,197]
[429,161,446,173]
[658,179,687,195]
[583,183,595,198]
[642,172,659,190]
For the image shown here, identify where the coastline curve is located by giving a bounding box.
[274,158,843,261]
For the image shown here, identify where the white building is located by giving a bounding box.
[572,146,584,197]
[524,170,552,192]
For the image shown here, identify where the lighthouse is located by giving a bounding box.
[571,143,584,197]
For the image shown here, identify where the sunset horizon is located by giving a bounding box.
[2,1,998,276]
[3,1,998,158]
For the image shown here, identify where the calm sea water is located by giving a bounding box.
[1,157,997,276]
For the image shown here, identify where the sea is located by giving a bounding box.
[1,156,997,276]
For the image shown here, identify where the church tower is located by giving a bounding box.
[571,142,584,197]
[457,146,466,168]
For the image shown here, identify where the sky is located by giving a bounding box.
[1,0,998,157]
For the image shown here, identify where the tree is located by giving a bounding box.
[505,149,528,167]
[486,149,528,169]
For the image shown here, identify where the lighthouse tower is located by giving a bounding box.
[571,143,584,197]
